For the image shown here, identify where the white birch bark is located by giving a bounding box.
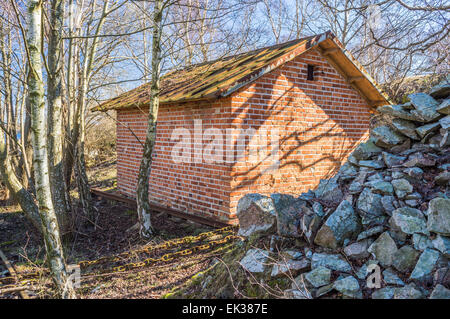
[27,0,75,299]
[136,0,164,238]
[48,0,71,228]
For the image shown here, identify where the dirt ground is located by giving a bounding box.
[0,160,232,299]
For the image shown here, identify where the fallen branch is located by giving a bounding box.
[0,250,29,299]
[0,285,39,294]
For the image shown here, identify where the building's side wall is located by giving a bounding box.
[228,48,372,215]
[116,98,234,221]
[116,48,373,222]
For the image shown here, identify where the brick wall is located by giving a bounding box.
[228,49,372,216]
[116,98,235,221]
[116,48,372,223]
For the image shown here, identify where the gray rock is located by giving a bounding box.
[314,176,343,205]
[351,139,383,160]
[432,235,450,257]
[271,258,311,278]
[344,239,372,259]
[297,190,315,201]
[434,267,450,287]
[348,180,364,194]
[240,248,270,273]
[311,253,352,273]
[391,207,428,235]
[393,283,423,299]
[410,248,440,281]
[282,250,303,260]
[429,284,450,299]
[367,172,384,181]
[303,266,331,288]
[383,268,405,286]
[377,104,420,121]
[314,200,361,249]
[405,192,422,200]
[359,160,385,169]
[430,77,450,99]
[437,99,450,115]
[439,130,450,147]
[392,171,405,179]
[237,194,276,237]
[408,93,441,122]
[381,195,397,215]
[372,287,396,299]
[347,155,360,167]
[304,248,313,259]
[413,233,433,251]
[368,232,398,267]
[403,152,436,167]
[271,194,305,237]
[337,162,359,181]
[390,139,412,153]
[372,125,407,148]
[312,202,325,217]
[404,167,424,179]
[427,198,450,236]
[357,226,384,241]
[391,178,414,199]
[315,283,334,298]
[366,180,394,195]
[348,170,368,194]
[382,152,406,168]
[392,245,419,273]
[391,118,419,140]
[388,225,408,245]
[416,122,441,139]
[357,188,384,225]
[405,200,419,207]
[439,115,450,130]
[435,171,450,186]
[333,276,361,298]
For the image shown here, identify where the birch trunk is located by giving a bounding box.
[136,0,163,238]
[26,0,75,299]
[47,0,71,229]
[66,1,109,220]
[0,134,40,230]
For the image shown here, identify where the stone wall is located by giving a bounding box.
[234,78,450,299]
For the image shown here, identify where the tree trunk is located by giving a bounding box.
[0,136,40,230]
[136,0,163,239]
[26,0,75,299]
[47,0,71,230]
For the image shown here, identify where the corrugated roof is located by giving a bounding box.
[94,31,390,111]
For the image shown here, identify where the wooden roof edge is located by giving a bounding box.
[316,36,392,108]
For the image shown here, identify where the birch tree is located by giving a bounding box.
[47,0,71,227]
[136,0,164,238]
[0,1,36,225]
[26,0,75,298]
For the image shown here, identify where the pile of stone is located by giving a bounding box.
[236,78,450,299]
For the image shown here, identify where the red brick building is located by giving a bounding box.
[95,32,389,225]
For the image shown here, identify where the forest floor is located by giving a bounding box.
[0,160,232,299]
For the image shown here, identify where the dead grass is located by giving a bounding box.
[0,160,226,299]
